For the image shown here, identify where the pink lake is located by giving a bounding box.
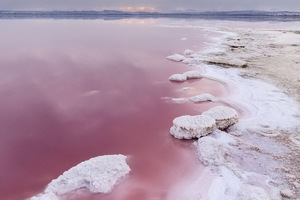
[0,18,229,200]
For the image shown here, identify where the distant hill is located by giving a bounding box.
[0,10,300,21]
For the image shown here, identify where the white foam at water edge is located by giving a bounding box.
[29,155,130,200]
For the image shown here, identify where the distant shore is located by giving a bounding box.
[1,10,300,21]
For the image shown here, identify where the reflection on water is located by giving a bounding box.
[0,19,226,200]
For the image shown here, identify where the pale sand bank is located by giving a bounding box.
[213,28,300,102]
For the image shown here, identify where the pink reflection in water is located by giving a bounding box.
[0,19,226,200]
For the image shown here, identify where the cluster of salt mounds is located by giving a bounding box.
[30,155,130,200]
[170,106,238,139]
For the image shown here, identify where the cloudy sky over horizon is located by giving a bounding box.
[0,0,299,12]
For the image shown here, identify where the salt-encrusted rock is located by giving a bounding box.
[182,71,203,79]
[170,115,216,139]
[196,136,227,166]
[202,106,238,130]
[190,93,216,103]
[30,155,130,199]
[237,185,270,200]
[280,189,294,198]
[166,54,186,62]
[184,49,195,55]
[169,74,187,82]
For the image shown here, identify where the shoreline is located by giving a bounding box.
[166,26,300,199]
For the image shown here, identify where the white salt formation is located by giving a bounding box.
[166,54,186,62]
[182,57,203,65]
[197,136,227,166]
[202,106,238,130]
[184,49,195,55]
[30,155,130,200]
[203,56,247,68]
[237,185,271,200]
[30,193,59,200]
[168,74,187,82]
[189,93,216,103]
[182,71,203,79]
[170,115,216,139]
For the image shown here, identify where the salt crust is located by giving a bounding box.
[202,106,238,130]
[197,137,227,166]
[182,71,203,79]
[30,193,59,200]
[202,56,247,68]
[30,155,130,200]
[189,93,216,103]
[170,115,216,139]
[237,185,271,200]
[166,54,186,62]
[168,74,187,82]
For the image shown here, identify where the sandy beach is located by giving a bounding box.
[166,26,300,200]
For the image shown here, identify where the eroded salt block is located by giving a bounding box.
[202,106,238,129]
[197,136,227,166]
[166,54,186,62]
[169,74,187,82]
[183,71,203,79]
[190,93,216,103]
[170,115,216,139]
[30,155,130,200]
[237,185,270,200]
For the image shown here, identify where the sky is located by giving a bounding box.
[0,0,299,12]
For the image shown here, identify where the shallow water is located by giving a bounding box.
[0,18,229,200]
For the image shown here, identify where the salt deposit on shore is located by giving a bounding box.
[30,155,130,200]
[189,93,216,102]
[170,115,216,139]
[168,74,187,82]
[166,27,300,200]
[202,106,238,130]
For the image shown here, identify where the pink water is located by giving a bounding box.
[0,19,227,200]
